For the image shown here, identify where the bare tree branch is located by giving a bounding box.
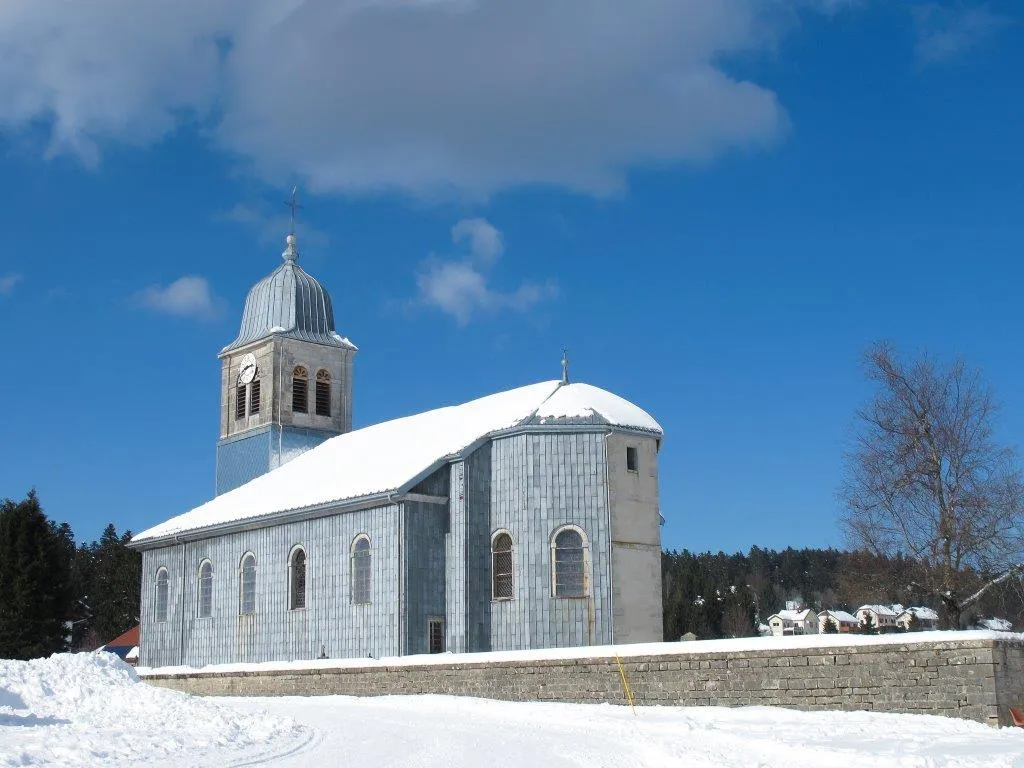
[840,343,1024,628]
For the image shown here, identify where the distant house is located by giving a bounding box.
[99,625,140,666]
[896,607,939,631]
[767,609,817,636]
[818,610,860,633]
[976,617,1013,632]
[856,605,899,632]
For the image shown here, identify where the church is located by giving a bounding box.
[132,232,664,668]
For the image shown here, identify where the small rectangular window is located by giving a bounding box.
[249,380,261,415]
[315,380,331,417]
[293,378,308,413]
[235,385,247,420]
[626,445,638,472]
[428,617,445,654]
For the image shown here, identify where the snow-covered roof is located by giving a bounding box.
[858,605,898,617]
[132,380,661,545]
[976,617,1013,632]
[820,610,859,624]
[899,607,939,621]
[770,609,814,623]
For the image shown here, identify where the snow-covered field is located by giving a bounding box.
[3,653,1024,767]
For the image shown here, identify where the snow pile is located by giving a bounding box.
[0,652,307,767]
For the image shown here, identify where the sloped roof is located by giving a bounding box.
[132,380,661,545]
[899,607,939,621]
[101,625,140,650]
[820,610,859,624]
[770,609,814,622]
[858,604,898,617]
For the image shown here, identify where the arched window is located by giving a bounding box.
[197,560,213,618]
[552,527,587,598]
[315,369,332,417]
[351,535,371,604]
[491,532,514,600]
[155,567,169,622]
[289,546,307,610]
[239,553,257,615]
[292,366,309,413]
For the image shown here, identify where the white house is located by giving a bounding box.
[895,607,939,631]
[767,609,817,636]
[856,605,899,632]
[817,610,860,633]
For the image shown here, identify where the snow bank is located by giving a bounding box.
[0,652,307,767]
[138,630,1024,678]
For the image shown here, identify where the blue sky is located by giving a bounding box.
[0,1,1022,554]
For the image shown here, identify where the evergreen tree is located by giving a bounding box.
[822,617,839,634]
[859,612,876,635]
[0,491,75,659]
[86,524,141,642]
[906,612,922,633]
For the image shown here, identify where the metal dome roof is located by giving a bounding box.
[222,234,356,354]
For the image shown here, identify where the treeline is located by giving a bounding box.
[0,491,140,660]
[663,547,1024,640]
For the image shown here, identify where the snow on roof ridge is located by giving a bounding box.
[132,379,660,544]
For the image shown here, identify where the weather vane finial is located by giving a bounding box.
[561,348,570,385]
[285,186,301,236]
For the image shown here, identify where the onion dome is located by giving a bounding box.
[222,234,356,353]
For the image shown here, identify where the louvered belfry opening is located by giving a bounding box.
[315,369,331,416]
[292,366,308,413]
[249,379,261,415]
[235,385,246,420]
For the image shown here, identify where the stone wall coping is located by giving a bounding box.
[138,630,1023,680]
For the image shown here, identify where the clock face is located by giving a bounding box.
[238,353,258,385]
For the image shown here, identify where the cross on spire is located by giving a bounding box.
[561,348,570,385]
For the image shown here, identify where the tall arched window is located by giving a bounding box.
[351,535,371,604]
[239,553,257,615]
[155,567,169,622]
[552,527,587,598]
[315,369,332,417]
[292,366,309,413]
[491,532,514,600]
[197,560,213,618]
[289,546,307,610]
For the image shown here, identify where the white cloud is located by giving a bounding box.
[135,276,225,320]
[0,274,22,295]
[451,218,504,266]
[415,218,556,324]
[913,4,1008,66]
[0,0,829,197]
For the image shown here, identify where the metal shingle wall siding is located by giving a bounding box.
[141,428,632,668]
[463,432,613,652]
[139,504,402,668]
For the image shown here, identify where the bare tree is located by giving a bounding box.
[840,344,1024,628]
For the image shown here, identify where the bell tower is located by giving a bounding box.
[215,232,356,495]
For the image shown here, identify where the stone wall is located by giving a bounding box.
[143,636,1024,727]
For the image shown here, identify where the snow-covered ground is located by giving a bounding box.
[4,653,1024,767]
